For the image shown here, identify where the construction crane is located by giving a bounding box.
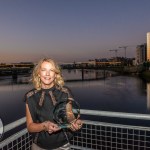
[109,49,118,58]
[118,46,128,58]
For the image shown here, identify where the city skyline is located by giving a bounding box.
[0,0,150,63]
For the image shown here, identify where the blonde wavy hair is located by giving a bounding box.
[32,58,64,90]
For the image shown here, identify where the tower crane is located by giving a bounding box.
[109,49,118,58]
[118,46,128,58]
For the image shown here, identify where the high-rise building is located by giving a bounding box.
[136,44,146,64]
[147,32,150,61]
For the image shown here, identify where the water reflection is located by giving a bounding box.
[147,83,150,110]
[0,74,31,85]
[62,69,117,81]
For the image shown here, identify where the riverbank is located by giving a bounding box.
[139,70,150,82]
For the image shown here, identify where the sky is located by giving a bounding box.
[0,0,150,63]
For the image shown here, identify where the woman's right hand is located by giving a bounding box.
[42,121,60,134]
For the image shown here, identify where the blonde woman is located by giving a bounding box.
[24,58,82,150]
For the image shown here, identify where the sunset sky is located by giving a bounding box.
[0,0,150,63]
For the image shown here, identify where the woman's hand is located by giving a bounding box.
[70,119,83,131]
[42,121,60,134]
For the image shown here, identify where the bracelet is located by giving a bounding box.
[43,121,48,131]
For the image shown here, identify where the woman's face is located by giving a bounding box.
[38,61,56,89]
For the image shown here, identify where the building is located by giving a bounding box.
[136,43,147,64]
[147,32,150,61]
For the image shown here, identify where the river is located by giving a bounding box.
[0,69,150,126]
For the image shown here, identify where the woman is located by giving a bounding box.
[24,58,82,150]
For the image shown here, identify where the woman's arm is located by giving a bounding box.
[26,104,60,133]
[26,104,47,132]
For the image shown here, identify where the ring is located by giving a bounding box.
[78,123,82,127]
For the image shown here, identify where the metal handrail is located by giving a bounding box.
[81,109,150,120]
[0,128,28,148]
[3,109,150,134]
[1,109,150,150]
[4,117,26,133]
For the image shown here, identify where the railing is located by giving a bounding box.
[1,110,150,150]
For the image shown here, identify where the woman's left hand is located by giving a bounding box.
[46,121,61,134]
[70,119,83,131]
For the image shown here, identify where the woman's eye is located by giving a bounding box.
[41,69,46,71]
[40,68,55,72]
[50,69,54,72]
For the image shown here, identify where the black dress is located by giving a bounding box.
[24,86,73,149]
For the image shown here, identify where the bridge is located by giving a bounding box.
[0,67,33,79]
[0,64,144,81]
[0,63,34,77]
[61,65,144,74]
